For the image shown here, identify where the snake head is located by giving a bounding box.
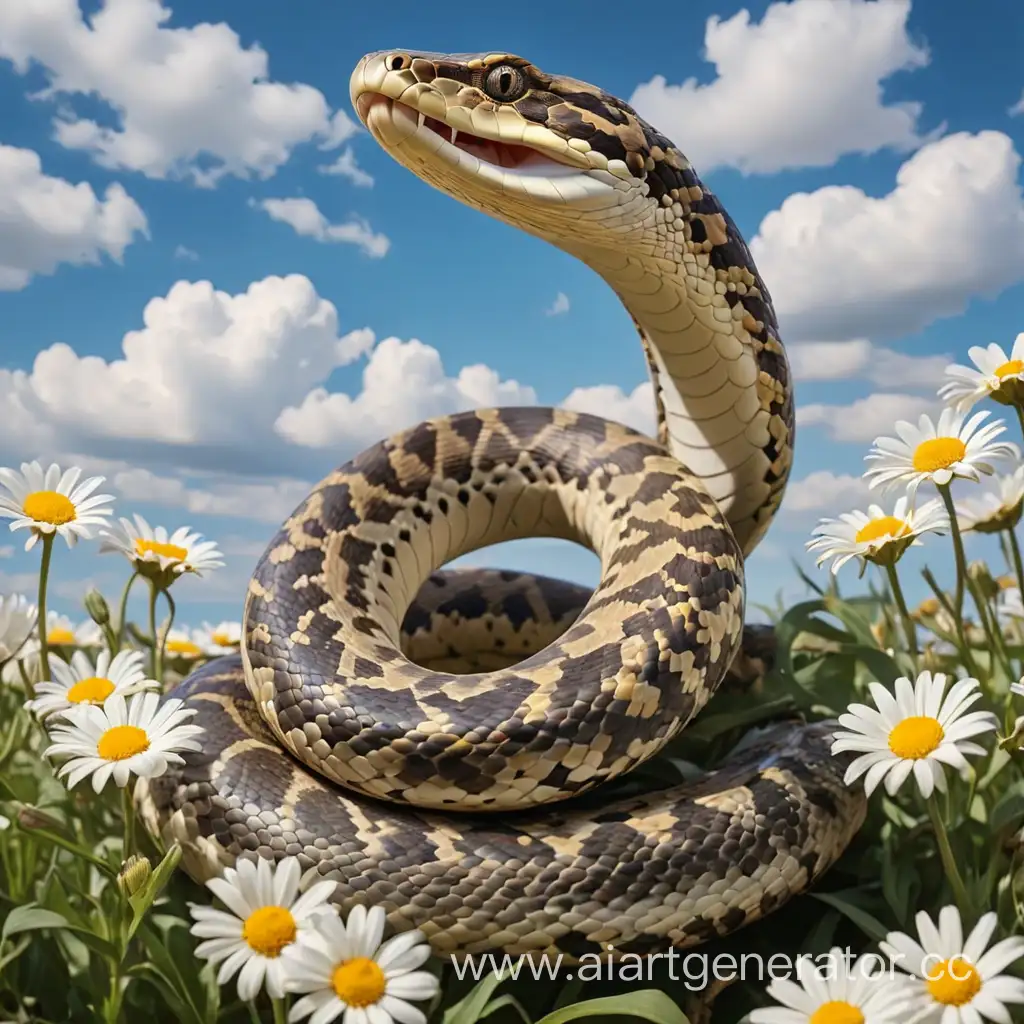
[349,50,697,248]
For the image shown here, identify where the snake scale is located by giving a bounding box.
[137,50,867,958]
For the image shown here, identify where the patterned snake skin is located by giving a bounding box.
[137,50,867,958]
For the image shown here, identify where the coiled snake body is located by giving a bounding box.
[139,50,867,957]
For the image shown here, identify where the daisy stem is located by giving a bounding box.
[148,583,162,684]
[271,998,288,1024]
[122,782,136,857]
[33,532,56,699]
[885,563,918,660]
[158,589,175,685]
[1016,403,1024,442]
[926,793,971,919]
[113,571,139,654]
[1008,528,1024,599]
[938,484,977,660]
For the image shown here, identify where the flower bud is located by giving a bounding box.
[84,588,111,627]
[16,803,63,831]
[117,854,152,898]
[968,561,999,601]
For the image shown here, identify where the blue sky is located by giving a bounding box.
[1,0,1024,639]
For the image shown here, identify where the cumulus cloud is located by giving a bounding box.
[783,471,871,513]
[0,0,358,185]
[0,144,147,290]
[256,198,389,258]
[751,131,1024,341]
[0,274,374,460]
[276,338,538,449]
[630,0,931,174]
[0,273,544,477]
[545,292,570,316]
[797,393,937,443]
[560,382,656,438]
[788,340,949,387]
[173,244,198,261]
[318,149,374,187]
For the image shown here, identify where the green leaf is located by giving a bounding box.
[477,994,532,1024]
[534,991,689,1024]
[812,892,890,942]
[442,972,508,1024]
[1,904,70,944]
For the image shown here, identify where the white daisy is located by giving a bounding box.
[807,496,948,575]
[0,594,36,662]
[197,620,242,653]
[42,612,98,649]
[188,856,337,1002]
[832,671,998,799]
[749,946,910,1024]
[998,587,1024,621]
[956,465,1024,533]
[164,627,207,661]
[100,514,224,581]
[864,409,1018,498]
[0,461,114,551]
[27,649,156,719]
[282,904,439,1024]
[939,335,1024,412]
[43,691,203,793]
[880,906,1024,1023]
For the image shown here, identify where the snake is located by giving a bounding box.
[137,49,867,959]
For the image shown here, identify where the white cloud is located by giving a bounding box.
[560,382,656,438]
[751,131,1024,341]
[797,393,937,443]
[257,198,389,258]
[110,466,311,524]
[173,244,198,261]
[0,143,147,290]
[0,274,374,456]
[788,339,949,387]
[0,546,13,559]
[0,0,358,185]
[783,471,871,513]
[629,0,930,174]
[1011,92,1024,117]
[318,149,374,187]
[276,337,538,449]
[545,292,570,317]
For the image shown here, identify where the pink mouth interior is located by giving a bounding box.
[420,114,546,169]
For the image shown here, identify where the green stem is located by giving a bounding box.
[1009,529,1024,600]
[148,583,161,683]
[937,484,983,676]
[885,562,918,660]
[272,997,289,1024]
[1015,403,1024,442]
[927,793,971,919]
[32,532,56,700]
[113,571,140,653]
[122,782,136,857]
[158,589,175,686]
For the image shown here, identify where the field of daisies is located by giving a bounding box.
[5,340,1024,1024]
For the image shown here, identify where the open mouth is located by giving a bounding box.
[356,93,577,174]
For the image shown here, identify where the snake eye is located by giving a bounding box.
[385,53,411,72]
[483,64,528,102]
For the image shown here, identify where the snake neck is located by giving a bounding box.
[564,240,791,557]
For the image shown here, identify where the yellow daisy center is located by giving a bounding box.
[913,437,967,473]
[888,716,944,759]
[211,631,236,647]
[927,957,982,1006]
[332,957,387,1007]
[66,676,115,704]
[22,490,76,525]
[47,627,76,645]
[166,639,201,656]
[918,598,940,616]
[241,905,296,958]
[134,538,189,562]
[854,516,910,544]
[810,1002,865,1024]
[96,724,150,761]
[994,359,1024,379]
